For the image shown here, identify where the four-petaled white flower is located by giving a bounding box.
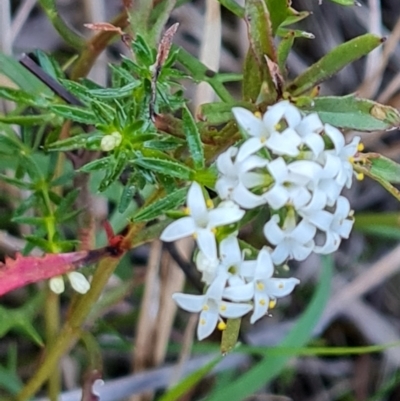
[160,182,245,258]
[264,211,316,264]
[223,247,300,323]
[172,273,252,340]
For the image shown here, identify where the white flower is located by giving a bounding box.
[263,158,318,210]
[216,235,251,287]
[232,101,302,161]
[223,247,300,323]
[297,192,333,232]
[196,251,219,285]
[295,113,325,157]
[172,273,252,340]
[160,182,245,258]
[215,146,268,209]
[314,196,354,254]
[264,211,316,264]
[324,124,360,188]
[49,272,91,294]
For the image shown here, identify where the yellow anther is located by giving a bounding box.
[256,282,265,291]
[206,199,214,209]
[278,282,284,289]
[218,321,227,331]
[269,299,277,309]
[274,123,282,130]
[356,173,364,181]
[348,156,355,163]
[202,304,209,311]
[220,303,227,312]
[200,318,206,326]
[254,111,262,119]
[259,298,266,306]
[211,227,217,234]
[193,233,198,239]
[357,143,365,152]
[184,207,190,215]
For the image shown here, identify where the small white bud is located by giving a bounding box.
[101,131,122,151]
[68,272,91,294]
[49,276,65,294]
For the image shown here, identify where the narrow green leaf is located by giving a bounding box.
[80,157,112,172]
[199,101,254,125]
[159,355,222,401]
[49,104,98,124]
[221,318,241,355]
[133,157,194,180]
[118,185,136,213]
[207,256,333,401]
[0,53,52,95]
[182,105,204,170]
[243,0,276,103]
[302,95,400,131]
[48,132,101,151]
[286,34,383,96]
[328,0,360,5]
[362,153,400,184]
[0,87,50,108]
[133,187,188,222]
[0,365,23,395]
[0,114,57,125]
[88,81,140,99]
[266,0,289,35]
[91,100,115,125]
[277,31,295,74]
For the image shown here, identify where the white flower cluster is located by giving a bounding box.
[161,100,361,340]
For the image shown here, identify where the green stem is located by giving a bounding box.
[38,0,85,50]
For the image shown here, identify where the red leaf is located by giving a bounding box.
[0,251,88,296]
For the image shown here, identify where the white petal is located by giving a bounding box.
[271,243,291,265]
[296,113,323,136]
[220,235,241,266]
[208,206,245,226]
[216,147,236,175]
[267,157,288,183]
[263,215,285,245]
[188,182,208,222]
[338,218,354,239]
[255,247,274,279]
[250,291,269,323]
[197,309,219,340]
[223,282,254,301]
[264,184,289,209]
[266,129,301,157]
[233,184,266,209]
[236,137,264,162]
[291,241,314,261]
[173,293,204,312]
[306,210,333,231]
[324,124,344,152]
[196,229,218,259]
[291,220,316,244]
[289,186,312,209]
[288,160,322,184]
[68,272,90,294]
[49,276,65,294]
[314,232,340,254]
[160,217,196,242]
[266,277,300,297]
[303,133,325,157]
[232,107,267,138]
[238,260,257,279]
[220,301,252,318]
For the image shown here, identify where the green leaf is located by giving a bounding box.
[0,53,52,95]
[286,34,383,96]
[243,0,276,103]
[47,132,100,151]
[277,30,295,74]
[0,365,23,395]
[0,113,58,125]
[327,0,360,5]
[301,95,400,131]
[182,105,205,170]
[199,101,254,125]
[369,155,400,183]
[49,104,98,124]
[118,184,136,213]
[266,0,290,35]
[221,318,241,355]
[133,157,194,180]
[207,256,333,401]
[159,355,222,401]
[80,157,112,172]
[133,187,188,222]
[88,81,140,99]
[0,87,50,108]
[91,100,115,125]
